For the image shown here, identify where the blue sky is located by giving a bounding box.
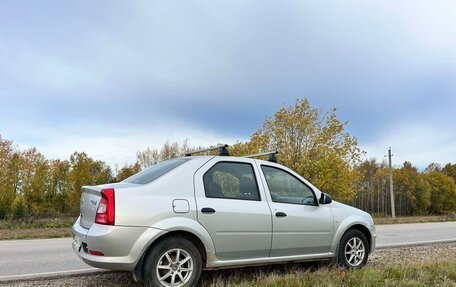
[1,1,455,168]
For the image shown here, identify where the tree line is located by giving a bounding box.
[0,99,455,219]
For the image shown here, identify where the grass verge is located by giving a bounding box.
[201,260,456,287]
[0,217,74,240]
[373,214,456,225]
[0,227,72,240]
[3,243,456,286]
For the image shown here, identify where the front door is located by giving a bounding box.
[194,158,272,261]
[258,164,334,257]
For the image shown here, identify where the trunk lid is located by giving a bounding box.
[79,186,102,229]
[79,183,139,229]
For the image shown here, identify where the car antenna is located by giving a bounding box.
[244,151,278,163]
[184,144,229,157]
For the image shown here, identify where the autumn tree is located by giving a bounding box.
[443,163,456,182]
[48,159,71,214]
[67,152,113,215]
[115,163,141,182]
[137,148,161,170]
[423,169,456,214]
[393,162,432,216]
[232,99,361,201]
[20,148,50,215]
[353,159,381,215]
[0,136,18,218]
[136,140,192,170]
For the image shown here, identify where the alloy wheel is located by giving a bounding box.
[156,248,194,287]
[344,237,365,267]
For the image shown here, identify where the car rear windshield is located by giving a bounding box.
[122,158,191,184]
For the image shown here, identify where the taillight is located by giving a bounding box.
[95,188,115,225]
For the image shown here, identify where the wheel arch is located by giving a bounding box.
[330,216,374,255]
[133,218,215,282]
[344,224,372,252]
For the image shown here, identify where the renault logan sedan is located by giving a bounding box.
[73,151,376,287]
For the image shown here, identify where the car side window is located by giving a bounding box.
[203,162,261,201]
[261,165,317,206]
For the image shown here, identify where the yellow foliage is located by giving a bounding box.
[232,99,362,201]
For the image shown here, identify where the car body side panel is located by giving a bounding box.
[193,157,273,261]
[329,201,376,254]
[208,252,331,269]
[268,203,334,257]
[114,157,211,227]
[253,160,334,257]
[150,216,217,265]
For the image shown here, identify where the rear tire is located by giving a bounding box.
[143,237,202,287]
[337,229,369,268]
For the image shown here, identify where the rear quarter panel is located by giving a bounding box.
[113,157,217,265]
[114,157,210,227]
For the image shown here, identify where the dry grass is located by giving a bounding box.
[201,259,456,287]
[0,217,74,240]
[214,261,456,287]
[200,243,456,287]
[373,214,456,225]
[0,227,72,240]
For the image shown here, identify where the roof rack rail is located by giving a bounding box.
[244,151,278,163]
[184,144,229,157]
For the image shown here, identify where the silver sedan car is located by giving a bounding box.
[73,149,376,287]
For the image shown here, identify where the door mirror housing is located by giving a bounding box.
[319,193,332,205]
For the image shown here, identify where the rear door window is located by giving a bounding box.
[203,162,261,201]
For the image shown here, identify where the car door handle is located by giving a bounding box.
[275,212,287,218]
[201,207,216,214]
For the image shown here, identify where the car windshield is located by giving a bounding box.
[122,158,191,184]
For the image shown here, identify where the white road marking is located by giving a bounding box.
[377,238,456,249]
[0,268,104,281]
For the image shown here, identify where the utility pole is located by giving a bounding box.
[388,147,396,218]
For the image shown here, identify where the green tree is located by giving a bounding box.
[11,195,27,218]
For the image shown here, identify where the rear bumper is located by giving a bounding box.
[72,218,167,271]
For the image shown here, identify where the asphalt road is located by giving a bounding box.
[0,221,455,281]
[0,238,98,281]
[376,221,456,248]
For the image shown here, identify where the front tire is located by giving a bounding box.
[337,229,369,268]
[143,237,202,287]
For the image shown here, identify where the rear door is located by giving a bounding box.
[194,157,272,261]
[258,164,334,257]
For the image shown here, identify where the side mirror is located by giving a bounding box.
[319,193,332,204]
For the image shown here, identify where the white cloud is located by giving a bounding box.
[361,122,456,169]
[15,123,243,168]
